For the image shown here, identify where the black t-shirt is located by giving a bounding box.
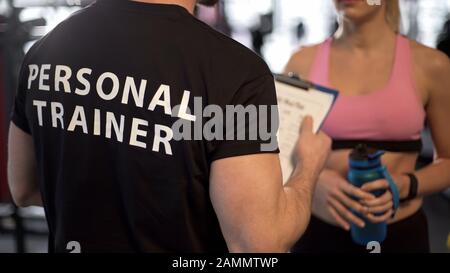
[11,0,278,253]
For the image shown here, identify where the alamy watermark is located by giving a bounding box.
[170,98,279,152]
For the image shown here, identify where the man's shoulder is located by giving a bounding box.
[22,7,92,59]
[188,17,271,75]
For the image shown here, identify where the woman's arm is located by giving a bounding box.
[413,49,450,197]
[364,47,450,203]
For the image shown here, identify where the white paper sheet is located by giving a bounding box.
[275,79,337,184]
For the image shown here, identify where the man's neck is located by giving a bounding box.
[132,0,195,14]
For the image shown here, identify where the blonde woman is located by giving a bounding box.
[285,0,450,252]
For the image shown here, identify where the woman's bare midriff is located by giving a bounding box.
[314,149,423,226]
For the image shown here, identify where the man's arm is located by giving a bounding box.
[210,117,330,252]
[7,123,42,207]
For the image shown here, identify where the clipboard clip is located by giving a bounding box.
[274,73,314,91]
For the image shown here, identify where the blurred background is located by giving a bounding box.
[0,0,449,253]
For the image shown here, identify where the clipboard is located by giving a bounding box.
[274,74,339,183]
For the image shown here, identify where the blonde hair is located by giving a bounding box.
[386,0,401,33]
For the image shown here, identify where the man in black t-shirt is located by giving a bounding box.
[7,0,330,253]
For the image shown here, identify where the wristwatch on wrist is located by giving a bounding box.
[400,173,419,202]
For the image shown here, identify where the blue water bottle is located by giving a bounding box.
[347,144,400,246]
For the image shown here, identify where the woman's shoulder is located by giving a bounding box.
[408,38,450,78]
[284,43,323,77]
[407,38,450,100]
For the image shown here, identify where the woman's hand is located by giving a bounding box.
[360,174,409,223]
[312,169,375,231]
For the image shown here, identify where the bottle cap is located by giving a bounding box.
[349,144,385,169]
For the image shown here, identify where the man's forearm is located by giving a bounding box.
[229,170,317,253]
[26,190,43,207]
[10,185,43,207]
[275,168,318,251]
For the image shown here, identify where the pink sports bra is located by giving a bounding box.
[308,35,426,152]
